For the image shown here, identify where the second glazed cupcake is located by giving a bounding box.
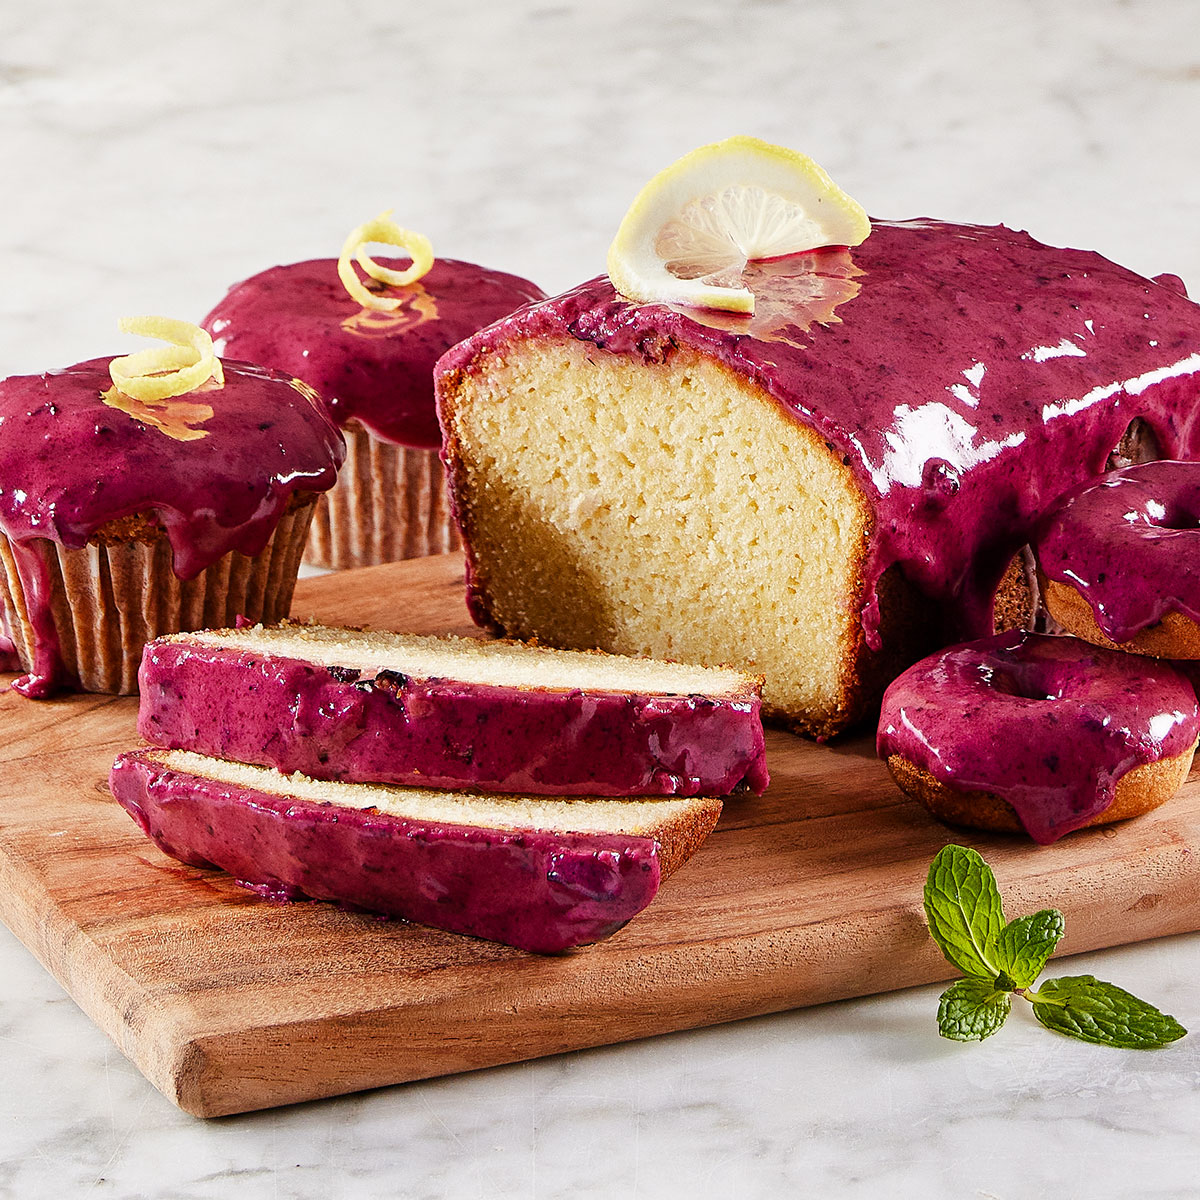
[202,214,545,569]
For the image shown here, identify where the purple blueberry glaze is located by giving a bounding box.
[0,358,344,696]
[436,220,1200,646]
[877,631,1200,843]
[1035,460,1200,643]
[137,638,769,797]
[203,257,545,449]
[108,751,666,953]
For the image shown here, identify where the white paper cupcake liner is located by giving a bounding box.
[0,499,315,695]
[305,419,460,570]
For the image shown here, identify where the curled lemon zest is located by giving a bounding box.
[337,210,434,311]
[106,316,224,403]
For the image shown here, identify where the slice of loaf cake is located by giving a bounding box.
[109,748,722,952]
[436,221,1200,736]
[138,623,768,796]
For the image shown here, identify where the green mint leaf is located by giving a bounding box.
[923,845,1005,980]
[1030,975,1187,1049]
[994,909,1065,989]
[937,978,1012,1042]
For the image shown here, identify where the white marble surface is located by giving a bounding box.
[4,0,1200,1196]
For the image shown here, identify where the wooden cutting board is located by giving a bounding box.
[2,553,1198,1118]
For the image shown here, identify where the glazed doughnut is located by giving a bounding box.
[1035,460,1200,658]
[877,631,1200,843]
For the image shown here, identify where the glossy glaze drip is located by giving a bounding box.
[137,639,770,797]
[438,221,1200,645]
[0,628,17,672]
[109,751,665,953]
[0,358,344,695]
[1036,460,1200,641]
[9,546,59,697]
[204,258,545,448]
[877,631,1200,843]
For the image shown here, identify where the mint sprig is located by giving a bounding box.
[923,845,1185,1049]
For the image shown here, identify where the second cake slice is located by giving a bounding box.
[138,623,768,796]
[110,749,722,953]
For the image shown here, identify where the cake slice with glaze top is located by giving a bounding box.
[138,623,768,797]
[109,749,723,953]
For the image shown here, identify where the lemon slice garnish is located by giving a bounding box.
[106,316,224,402]
[606,135,870,314]
[338,211,434,311]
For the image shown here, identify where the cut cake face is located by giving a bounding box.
[441,338,877,734]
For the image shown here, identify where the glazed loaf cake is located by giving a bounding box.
[436,220,1200,736]
[109,748,722,953]
[139,623,768,796]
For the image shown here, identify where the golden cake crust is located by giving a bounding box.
[1041,575,1200,659]
[89,489,315,546]
[885,747,1196,836]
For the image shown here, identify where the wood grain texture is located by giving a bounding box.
[1,553,1199,1117]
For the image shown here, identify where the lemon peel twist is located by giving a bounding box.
[100,317,222,441]
[105,316,225,402]
[338,211,434,311]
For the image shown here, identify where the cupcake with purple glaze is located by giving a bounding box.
[202,212,544,569]
[0,317,344,697]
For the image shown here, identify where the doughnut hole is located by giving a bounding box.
[1106,416,1162,471]
[985,663,1063,701]
[1146,498,1200,531]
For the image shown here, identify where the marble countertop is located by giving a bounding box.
[4,0,1200,1195]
